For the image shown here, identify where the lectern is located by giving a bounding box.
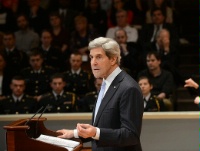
[3,117,83,151]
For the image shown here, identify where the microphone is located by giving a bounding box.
[24,106,44,125]
[35,104,49,137]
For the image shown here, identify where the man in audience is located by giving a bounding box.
[2,32,29,77]
[20,50,56,98]
[0,76,37,114]
[38,73,77,113]
[79,78,103,112]
[139,7,179,51]
[63,53,94,102]
[15,14,40,55]
[39,30,65,71]
[114,28,141,78]
[106,9,138,42]
[138,51,175,100]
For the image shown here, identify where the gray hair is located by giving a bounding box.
[88,37,121,65]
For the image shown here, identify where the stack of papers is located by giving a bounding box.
[36,134,80,151]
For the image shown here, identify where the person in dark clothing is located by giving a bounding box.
[0,76,37,114]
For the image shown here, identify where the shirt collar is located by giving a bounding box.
[71,68,81,74]
[144,93,151,102]
[12,94,24,102]
[103,67,122,92]
[52,91,64,97]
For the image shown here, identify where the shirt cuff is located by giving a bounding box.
[92,127,100,140]
[74,129,79,138]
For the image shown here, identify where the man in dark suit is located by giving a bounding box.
[2,32,29,77]
[139,7,179,52]
[57,37,144,151]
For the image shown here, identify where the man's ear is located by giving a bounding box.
[110,57,117,65]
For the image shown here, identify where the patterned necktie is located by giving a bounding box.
[94,81,106,122]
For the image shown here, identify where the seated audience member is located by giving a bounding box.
[0,52,12,96]
[184,78,199,105]
[106,9,138,42]
[114,29,141,77]
[0,3,16,32]
[79,78,103,112]
[138,76,166,111]
[148,29,182,86]
[50,0,78,34]
[139,7,179,51]
[15,14,40,55]
[146,0,174,24]
[137,51,175,100]
[25,0,49,34]
[38,73,77,113]
[39,30,65,71]
[2,32,29,77]
[70,15,99,61]
[83,0,107,36]
[107,0,134,27]
[20,50,56,97]
[0,76,37,114]
[63,53,94,102]
[49,12,69,54]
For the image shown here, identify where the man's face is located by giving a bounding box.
[116,11,127,27]
[3,34,15,49]
[50,78,66,94]
[10,80,25,97]
[70,54,82,71]
[90,47,116,79]
[138,78,152,96]
[152,10,165,25]
[50,16,61,27]
[115,30,127,44]
[29,55,43,70]
[146,54,161,71]
[17,16,28,30]
[41,31,52,46]
[75,20,87,32]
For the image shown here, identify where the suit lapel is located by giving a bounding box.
[93,71,126,126]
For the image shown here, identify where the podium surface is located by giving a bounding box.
[3,117,82,151]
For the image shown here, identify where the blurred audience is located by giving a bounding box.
[15,14,40,55]
[138,51,175,100]
[114,29,140,78]
[20,50,56,98]
[49,12,69,54]
[2,32,29,77]
[79,78,103,112]
[38,30,65,71]
[106,9,138,42]
[107,0,134,27]
[146,0,173,24]
[63,53,94,102]
[38,73,77,113]
[0,76,37,114]
[138,76,166,111]
[83,0,107,36]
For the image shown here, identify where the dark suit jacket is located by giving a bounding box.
[89,70,143,151]
[139,23,179,51]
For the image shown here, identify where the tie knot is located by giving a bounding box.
[57,95,61,100]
